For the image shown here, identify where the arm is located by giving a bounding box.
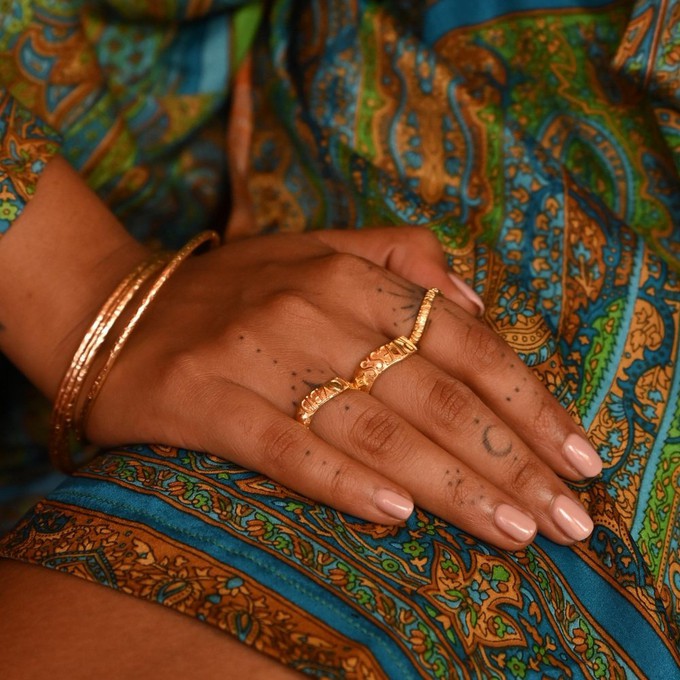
[0,157,150,398]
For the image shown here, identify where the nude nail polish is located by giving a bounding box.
[563,433,602,477]
[551,495,594,541]
[494,504,537,543]
[374,489,414,521]
[447,273,485,316]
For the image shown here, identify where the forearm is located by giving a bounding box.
[0,156,150,399]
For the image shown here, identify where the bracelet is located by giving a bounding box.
[78,230,221,442]
[49,230,221,472]
[49,254,170,472]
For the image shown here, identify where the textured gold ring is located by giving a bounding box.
[296,377,353,427]
[352,335,418,393]
[409,287,441,346]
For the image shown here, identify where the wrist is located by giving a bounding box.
[0,157,152,398]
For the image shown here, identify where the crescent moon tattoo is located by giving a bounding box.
[482,425,513,457]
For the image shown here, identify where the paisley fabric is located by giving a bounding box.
[2,0,680,677]
[0,0,259,246]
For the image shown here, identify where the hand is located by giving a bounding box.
[87,228,600,550]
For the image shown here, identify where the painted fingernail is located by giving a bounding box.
[447,273,485,316]
[494,504,537,543]
[563,433,602,477]
[551,495,594,541]
[374,489,414,521]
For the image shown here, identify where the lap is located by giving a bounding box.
[0,558,300,680]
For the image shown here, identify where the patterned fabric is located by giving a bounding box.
[2,0,680,677]
[0,0,259,245]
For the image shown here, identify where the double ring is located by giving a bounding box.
[351,335,418,393]
[296,377,353,427]
[296,288,440,427]
[409,287,440,345]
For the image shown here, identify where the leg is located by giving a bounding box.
[0,559,302,680]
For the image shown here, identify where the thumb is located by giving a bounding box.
[312,227,485,317]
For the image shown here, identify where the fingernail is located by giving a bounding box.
[447,273,485,316]
[374,489,414,521]
[494,504,537,543]
[563,433,602,477]
[551,495,594,541]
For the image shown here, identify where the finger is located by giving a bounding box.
[353,278,602,483]
[312,227,485,317]
[361,354,593,544]
[415,298,603,482]
[309,387,540,549]
[180,381,417,525]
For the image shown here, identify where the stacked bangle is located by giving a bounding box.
[49,230,220,472]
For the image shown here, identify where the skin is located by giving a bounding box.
[0,156,599,671]
[0,559,301,679]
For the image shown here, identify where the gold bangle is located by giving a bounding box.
[49,255,170,472]
[78,230,221,444]
[49,230,219,472]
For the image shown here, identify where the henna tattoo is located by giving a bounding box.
[482,425,513,457]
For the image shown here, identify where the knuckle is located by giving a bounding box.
[507,458,542,495]
[403,227,443,253]
[426,377,473,430]
[350,406,406,458]
[257,421,307,475]
[444,475,473,510]
[326,460,357,500]
[264,290,320,322]
[322,251,372,283]
[461,323,499,373]
[532,395,562,441]
[156,348,203,396]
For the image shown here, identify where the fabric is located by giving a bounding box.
[1,0,680,677]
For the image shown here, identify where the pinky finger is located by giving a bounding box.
[194,384,415,524]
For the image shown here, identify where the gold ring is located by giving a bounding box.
[296,377,353,427]
[352,336,418,393]
[409,287,441,346]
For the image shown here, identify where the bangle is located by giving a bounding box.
[49,229,220,472]
[49,254,170,472]
[78,230,221,450]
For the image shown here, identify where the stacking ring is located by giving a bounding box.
[296,288,437,424]
[409,287,440,346]
[296,377,353,427]
[352,335,418,393]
